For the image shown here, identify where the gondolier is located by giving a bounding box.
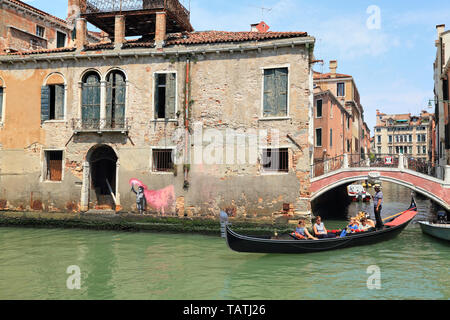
[373,185,384,230]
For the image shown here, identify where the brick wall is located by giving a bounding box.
[0,40,314,218]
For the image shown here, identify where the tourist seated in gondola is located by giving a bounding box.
[359,218,375,232]
[347,217,361,233]
[313,216,334,239]
[364,213,376,228]
[292,220,318,240]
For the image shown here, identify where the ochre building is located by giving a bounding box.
[0,0,316,218]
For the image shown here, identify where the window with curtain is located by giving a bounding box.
[81,72,101,129]
[106,71,126,128]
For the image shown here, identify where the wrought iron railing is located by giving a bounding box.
[72,118,129,132]
[81,0,189,17]
[311,152,446,181]
[367,154,400,168]
[311,155,345,178]
[406,158,445,180]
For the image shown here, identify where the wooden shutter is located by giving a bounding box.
[263,69,275,117]
[46,151,62,181]
[49,159,62,181]
[0,87,3,120]
[41,86,50,123]
[82,74,100,128]
[54,85,65,120]
[275,68,288,116]
[165,73,176,119]
[154,74,161,118]
[115,73,126,126]
[106,78,113,127]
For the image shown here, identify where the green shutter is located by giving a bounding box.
[263,69,275,117]
[275,68,288,116]
[82,74,100,128]
[41,86,50,123]
[165,73,176,119]
[54,85,65,120]
[0,87,3,121]
[105,80,112,127]
[115,73,126,126]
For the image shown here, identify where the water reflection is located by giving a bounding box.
[0,181,448,300]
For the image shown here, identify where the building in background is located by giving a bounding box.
[434,24,450,172]
[362,122,371,156]
[370,136,376,155]
[374,110,434,162]
[0,0,101,53]
[313,60,370,164]
[313,89,352,163]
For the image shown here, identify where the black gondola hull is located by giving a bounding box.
[225,210,416,254]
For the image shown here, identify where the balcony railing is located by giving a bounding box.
[311,153,446,181]
[81,0,189,17]
[80,0,192,34]
[72,118,130,133]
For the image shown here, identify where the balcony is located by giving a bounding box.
[80,0,193,37]
[72,118,130,134]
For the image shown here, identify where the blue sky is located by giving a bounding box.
[24,0,450,132]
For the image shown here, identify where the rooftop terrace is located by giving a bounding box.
[80,0,193,37]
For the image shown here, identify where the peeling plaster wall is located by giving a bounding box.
[0,2,71,52]
[0,42,313,218]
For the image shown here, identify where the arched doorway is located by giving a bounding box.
[87,145,118,210]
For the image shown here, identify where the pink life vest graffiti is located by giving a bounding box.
[129,179,175,215]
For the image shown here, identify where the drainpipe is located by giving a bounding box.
[184,58,191,187]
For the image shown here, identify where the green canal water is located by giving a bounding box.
[0,183,449,300]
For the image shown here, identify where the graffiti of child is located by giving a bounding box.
[131,184,147,215]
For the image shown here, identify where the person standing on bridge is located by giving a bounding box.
[373,185,384,230]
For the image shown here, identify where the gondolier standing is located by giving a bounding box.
[373,185,384,230]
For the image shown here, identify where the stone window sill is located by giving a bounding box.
[258,117,291,121]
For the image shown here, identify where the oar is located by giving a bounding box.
[382,211,404,222]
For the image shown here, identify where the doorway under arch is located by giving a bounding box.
[87,145,118,210]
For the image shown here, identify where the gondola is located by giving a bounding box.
[224,198,418,254]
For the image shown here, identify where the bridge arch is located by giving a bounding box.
[311,169,450,211]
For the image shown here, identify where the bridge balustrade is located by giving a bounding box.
[311,153,447,182]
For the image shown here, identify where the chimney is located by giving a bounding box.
[329,60,337,78]
[76,18,87,51]
[155,12,167,48]
[114,15,125,49]
[250,21,270,33]
[437,24,446,39]
[67,0,81,27]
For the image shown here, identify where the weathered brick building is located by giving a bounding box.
[0,0,316,218]
[0,0,101,53]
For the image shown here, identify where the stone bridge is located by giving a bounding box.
[310,154,450,211]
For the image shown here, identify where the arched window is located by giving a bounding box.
[41,73,65,123]
[106,70,126,129]
[81,72,101,129]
